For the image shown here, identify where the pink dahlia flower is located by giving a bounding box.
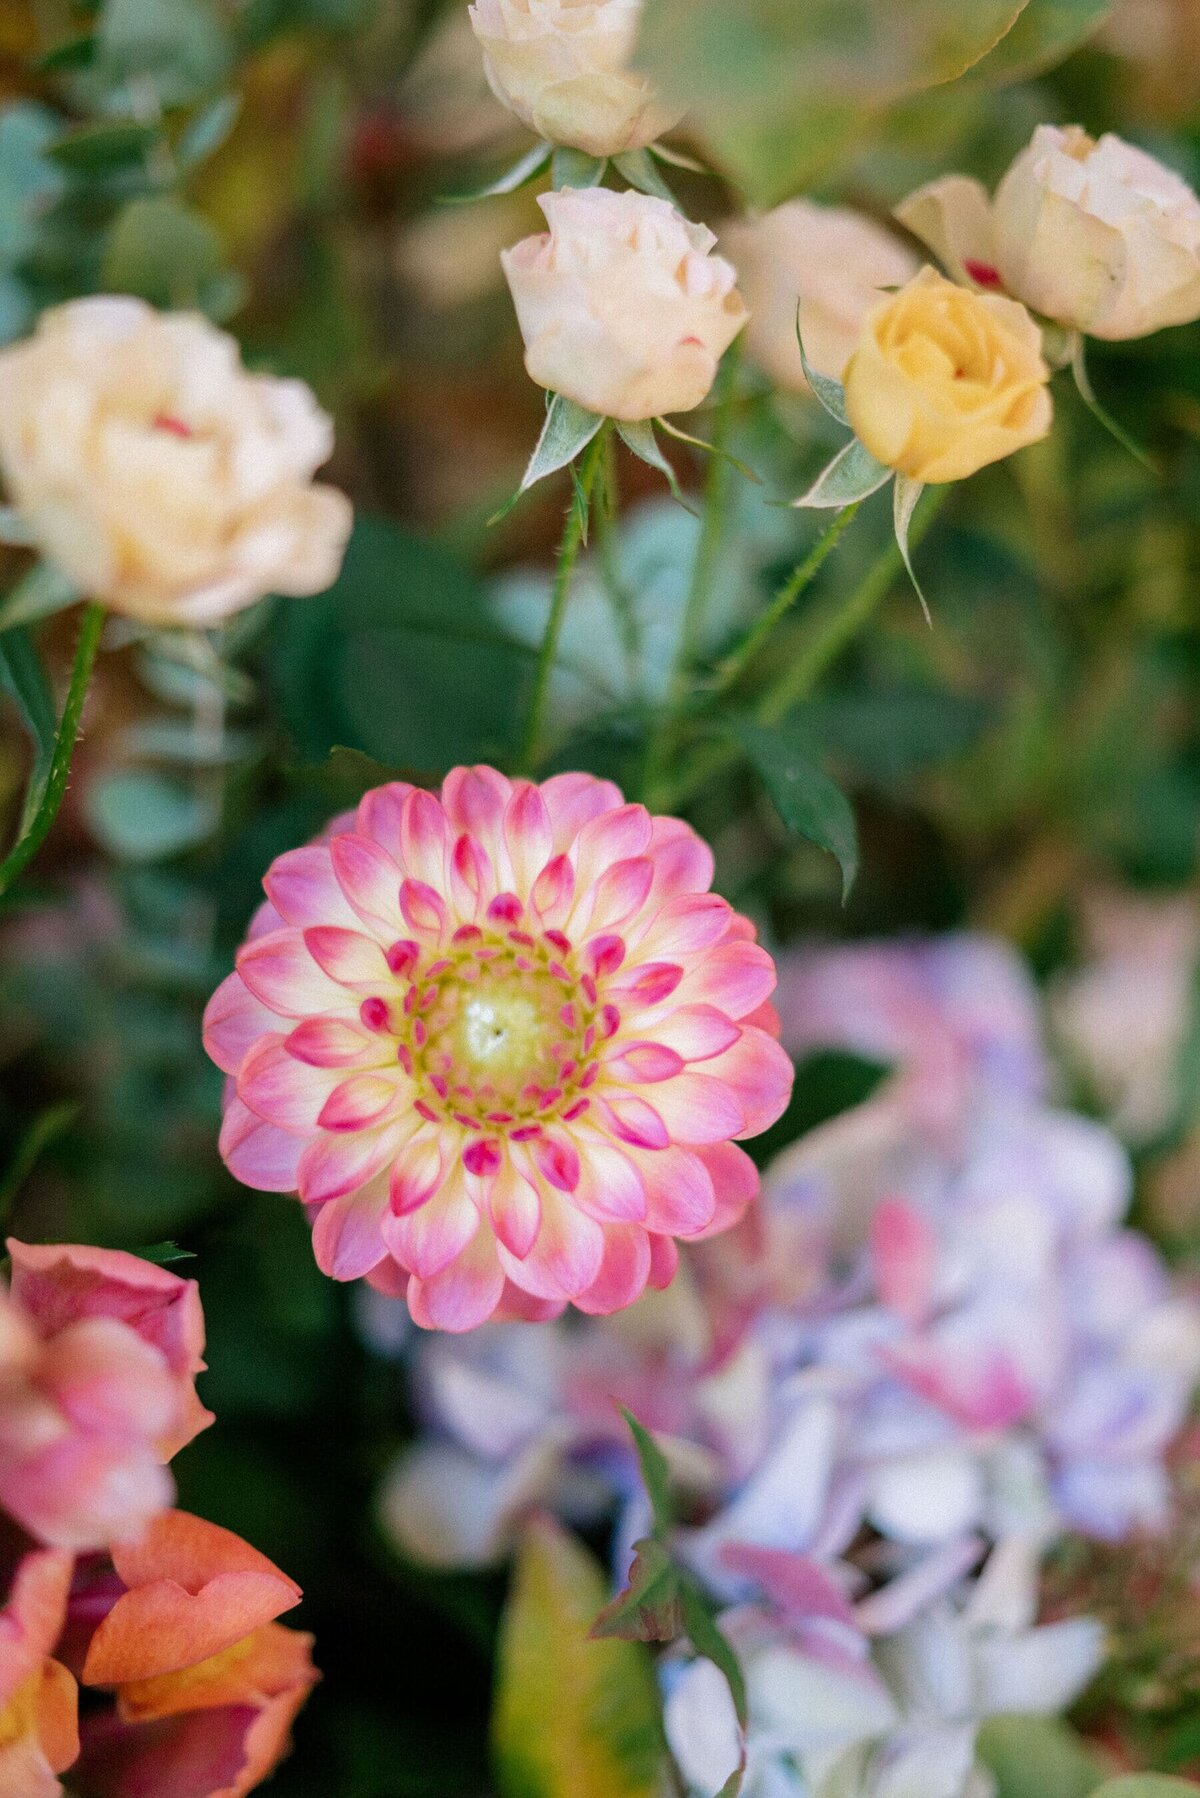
[0,1244,212,1553]
[204,768,793,1331]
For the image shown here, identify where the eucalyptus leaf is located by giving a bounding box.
[85,769,218,861]
[176,92,242,168]
[732,718,859,899]
[795,438,892,509]
[103,195,226,310]
[47,119,160,170]
[0,104,65,269]
[894,473,932,624]
[97,0,233,108]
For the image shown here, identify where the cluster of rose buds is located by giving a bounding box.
[0,1243,315,1798]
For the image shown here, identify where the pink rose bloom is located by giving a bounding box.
[0,1245,212,1553]
[205,767,792,1331]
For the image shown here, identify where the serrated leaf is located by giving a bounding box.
[612,149,677,202]
[0,628,57,834]
[732,719,859,899]
[551,147,608,189]
[0,564,80,633]
[893,473,932,625]
[797,320,850,425]
[446,140,552,203]
[493,1519,664,1798]
[592,1537,684,1642]
[616,420,690,508]
[621,1407,676,1536]
[976,1716,1105,1798]
[795,438,891,509]
[518,394,605,498]
[678,1583,747,1730]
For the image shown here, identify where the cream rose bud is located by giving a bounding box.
[467,0,683,159]
[897,126,1200,342]
[843,267,1053,484]
[725,200,920,394]
[501,187,748,421]
[0,297,352,628]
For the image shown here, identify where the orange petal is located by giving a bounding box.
[116,1623,317,1723]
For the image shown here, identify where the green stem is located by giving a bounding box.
[517,429,607,774]
[0,601,104,897]
[712,500,863,703]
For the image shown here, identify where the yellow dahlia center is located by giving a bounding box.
[442,977,565,1103]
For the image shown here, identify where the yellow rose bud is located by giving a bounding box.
[843,267,1053,484]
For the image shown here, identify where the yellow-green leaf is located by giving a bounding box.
[493,1518,665,1798]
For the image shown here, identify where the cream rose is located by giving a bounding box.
[897,126,1200,342]
[0,297,352,628]
[843,267,1053,484]
[467,0,683,159]
[725,200,920,394]
[501,187,748,421]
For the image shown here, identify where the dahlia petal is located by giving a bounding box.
[451,831,492,918]
[532,853,575,922]
[219,1099,303,1192]
[296,1126,398,1205]
[573,804,652,892]
[407,1221,505,1333]
[356,780,415,858]
[703,1027,794,1138]
[639,1004,742,1063]
[603,1042,686,1084]
[385,1168,480,1279]
[486,1156,542,1258]
[264,845,358,930]
[202,973,277,1076]
[285,1016,382,1068]
[636,1144,717,1236]
[574,1224,651,1316]
[608,961,684,1007]
[238,1038,341,1132]
[639,1072,745,1144]
[692,1142,759,1238]
[236,929,345,1017]
[311,1179,389,1280]
[398,879,447,940]
[441,766,511,860]
[389,1133,446,1215]
[531,1133,581,1194]
[302,926,391,988]
[317,1073,400,1132]
[540,771,624,850]
[400,788,450,890]
[498,1187,605,1301]
[247,898,285,939]
[572,1137,647,1224]
[677,940,778,1018]
[647,815,715,898]
[329,833,404,937]
[581,856,655,934]
[647,1234,679,1290]
[596,1094,670,1150]
[504,783,554,898]
[632,892,732,958]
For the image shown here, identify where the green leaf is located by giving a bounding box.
[591,1537,684,1643]
[0,628,57,834]
[273,515,535,769]
[1090,1785,1200,1797]
[795,439,892,509]
[732,718,859,899]
[611,149,677,202]
[97,0,233,108]
[103,196,226,310]
[47,119,160,170]
[492,1519,664,1798]
[0,565,81,633]
[678,1582,747,1729]
[621,1407,676,1537]
[1071,337,1157,474]
[894,473,932,625]
[134,1241,198,1266]
[176,92,242,168]
[517,395,606,501]
[976,1716,1106,1798]
[638,0,1035,204]
[966,0,1114,81]
[85,769,218,861]
[550,147,608,189]
[0,103,65,270]
[0,1102,78,1219]
[35,33,100,75]
[445,141,551,203]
